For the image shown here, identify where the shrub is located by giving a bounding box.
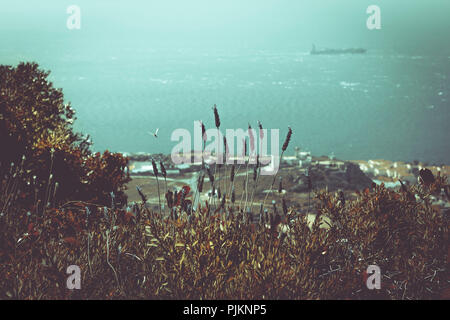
[0,62,130,207]
[0,180,447,299]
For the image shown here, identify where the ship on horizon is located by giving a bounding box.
[310,44,367,55]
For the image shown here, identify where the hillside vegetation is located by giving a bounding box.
[0,63,448,299]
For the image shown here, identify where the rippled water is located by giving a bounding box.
[1,46,449,163]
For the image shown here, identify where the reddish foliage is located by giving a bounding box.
[0,62,130,207]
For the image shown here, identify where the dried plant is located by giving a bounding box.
[152,159,162,216]
[212,105,221,207]
[263,126,292,209]
[213,104,221,129]
[200,121,207,169]
[223,136,229,199]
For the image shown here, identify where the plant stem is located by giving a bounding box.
[262,150,285,210]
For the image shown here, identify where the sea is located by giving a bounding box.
[1,41,449,164]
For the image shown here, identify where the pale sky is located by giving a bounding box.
[1,0,449,53]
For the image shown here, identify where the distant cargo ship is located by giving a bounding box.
[310,44,367,55]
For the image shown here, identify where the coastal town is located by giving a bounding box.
[124,147,450,217]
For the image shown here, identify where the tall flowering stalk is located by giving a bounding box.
[249,155,261,213]
[223,136,229,202]
[152,159,162,216]
[206,165,215,206]
[160,160,168,213]
[249,121,264,212]
[192,171,205,215]
[229,164,236,210]
[243,124,255,211]
[212,105,221,207]
[239,138,248,209]
[200,120,207,169]
[262,126,292,209]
